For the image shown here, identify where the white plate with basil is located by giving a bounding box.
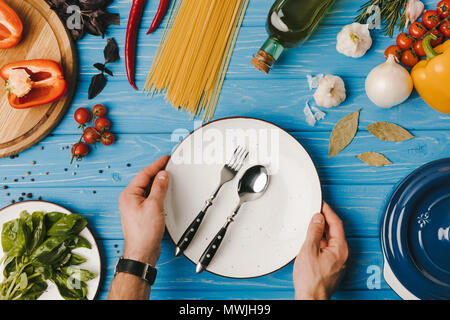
[0,201,101,300]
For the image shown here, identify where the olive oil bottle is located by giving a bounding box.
[251,0,335,73]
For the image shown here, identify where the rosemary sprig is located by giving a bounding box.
[355,0,408,37]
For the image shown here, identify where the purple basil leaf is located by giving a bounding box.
[104,38,119,64]
[88,73,107,99]
[103,66,113,76]
[79,0,105,11]
[93,63,106,72]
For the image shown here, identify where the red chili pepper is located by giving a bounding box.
[125,0,147,91]
[147,0,170,35]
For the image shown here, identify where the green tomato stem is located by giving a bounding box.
[423,34,441,60]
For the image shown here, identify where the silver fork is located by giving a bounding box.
[174,146,249,256]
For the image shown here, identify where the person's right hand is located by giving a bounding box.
[119,155,170,267]
[293,202,349,300]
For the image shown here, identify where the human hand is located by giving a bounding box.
[119,155,170,266]
[293,202,349,300]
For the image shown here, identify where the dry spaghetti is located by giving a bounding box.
[144,0,249,121]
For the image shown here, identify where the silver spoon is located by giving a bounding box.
[196,165,270,273]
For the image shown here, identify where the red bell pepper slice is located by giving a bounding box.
[0,0,23,49]
[0,59,67,109]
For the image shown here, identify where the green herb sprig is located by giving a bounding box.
[355,0,408,37]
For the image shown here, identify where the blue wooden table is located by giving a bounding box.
[0,0,449,300]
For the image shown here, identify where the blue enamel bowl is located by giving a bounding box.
[382,158,450,300]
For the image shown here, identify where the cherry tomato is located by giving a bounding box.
[422,10,440,29]
[71,142,90,160]
[409,22,427,39]
[401,49,419,68]
[437,0,450,18]
[92,104,107,117]
[384,45,402,61]
[74,108,90,125]
[95,117,111,132]
[413,40,426,57]
[396,33,414,49]
[430,30,444,46]
[439,20,450,38]
[100,132,115,146]
[83,127,101,145]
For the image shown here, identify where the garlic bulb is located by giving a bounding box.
[405,0,424,28]
[313,74,346,108]
[336,23,372,58]
[365,55,413,108]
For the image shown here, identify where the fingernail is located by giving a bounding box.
[157,171,168,180]
[312,213,323,224]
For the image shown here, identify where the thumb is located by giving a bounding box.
[304,213,325,252]
[146,170,170,211]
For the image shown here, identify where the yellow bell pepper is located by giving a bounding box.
[411,34,450,114]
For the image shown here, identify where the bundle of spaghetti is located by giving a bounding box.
[143,0,249,121]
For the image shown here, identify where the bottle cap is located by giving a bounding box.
[251,38,284,74]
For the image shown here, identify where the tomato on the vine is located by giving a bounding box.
[401,49,419,68]
[396,33,415,49]
[74,108,90,125]
[100,132,115,146]
[384,45,402,61]
[409,22,427,39]
[71,142,90,160]
[92,104,107,117]
[422,10,441,29]
[413,40,426,57]
[83,127,101,145]
[95,117,111,132]
[437,0,450,18]
[429,30,444,47]
[439,20,450,38]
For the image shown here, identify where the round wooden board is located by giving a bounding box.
[0,0,77,158]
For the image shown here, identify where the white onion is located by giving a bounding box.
[365,55,413,108]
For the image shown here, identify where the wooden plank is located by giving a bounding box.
[77,25,403,81]
[54,78,450,134]
[107,0,438,28]
[0,185,394,239]
[0,131,447,187]
[94,238,396,299]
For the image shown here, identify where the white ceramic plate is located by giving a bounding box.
[0,201,101,300]
[165,117,322,278]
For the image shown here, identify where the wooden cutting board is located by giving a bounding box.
[0,0,77,158]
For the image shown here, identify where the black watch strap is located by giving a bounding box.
[115,257,157,285]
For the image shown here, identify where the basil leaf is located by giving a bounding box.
[62,266,96,282]
[88,73,107,99]
[31,236,69,264]
[45,212,66,230]
[66,236,91,249]
[52,270,87,300]
[30,212,46,251]
[104,37,119,64]
[68,253,87,266]
[1,219,30,256]
[47,214,88,236]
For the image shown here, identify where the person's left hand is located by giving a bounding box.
[119,155,170,266]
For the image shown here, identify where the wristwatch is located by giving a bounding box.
[114,257,157,285]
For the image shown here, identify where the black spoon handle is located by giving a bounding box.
[196,223,230,272]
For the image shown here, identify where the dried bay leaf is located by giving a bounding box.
[367,122,414,141]
[357,152,392,167]
[329,110,360,158]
